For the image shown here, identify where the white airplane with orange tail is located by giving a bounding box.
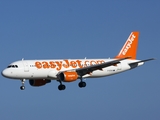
[1,32,154,90]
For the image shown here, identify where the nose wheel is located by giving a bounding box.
[20,86,25,90]
[20,79,25,90]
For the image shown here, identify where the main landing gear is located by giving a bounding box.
[78,81,86,88]
[58,80,66,91]
[57,78,86,91]
[20,79,25,90]
[78,77,86,88]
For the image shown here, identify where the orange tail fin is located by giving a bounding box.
[115,31,139,60]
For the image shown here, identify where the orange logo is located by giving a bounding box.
[35,59,105,71]
[122,33,136,55]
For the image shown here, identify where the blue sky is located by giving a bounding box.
[0,1,159,120]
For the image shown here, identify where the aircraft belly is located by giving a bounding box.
[89,68,117,77]
[12,69,49,79]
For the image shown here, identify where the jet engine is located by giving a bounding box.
[58,71,78,82]
[29,79,51,87]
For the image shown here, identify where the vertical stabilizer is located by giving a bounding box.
[115,31,139,59]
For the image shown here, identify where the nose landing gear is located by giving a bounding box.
[20,79,25,90]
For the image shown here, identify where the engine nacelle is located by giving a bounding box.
[58,71,78,82]
[29,79,51,87]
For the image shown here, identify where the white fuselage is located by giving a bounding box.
[2,58,143,81]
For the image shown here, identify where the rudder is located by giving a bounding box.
[115,31,139,60]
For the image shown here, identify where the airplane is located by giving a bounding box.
[1,31,154,90]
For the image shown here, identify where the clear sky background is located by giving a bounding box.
[0,1,159,120]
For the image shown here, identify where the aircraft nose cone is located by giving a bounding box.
[1,69,9,78]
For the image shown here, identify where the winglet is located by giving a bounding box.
[115,31,139,60]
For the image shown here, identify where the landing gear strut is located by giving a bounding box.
[58,81,66,91]
[20,79,25,90]
[78,77,86,88]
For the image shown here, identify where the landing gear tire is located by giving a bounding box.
[78,82,86,88]
[20,86,25,90]
[20,79,25,90]
[58,84,66,90]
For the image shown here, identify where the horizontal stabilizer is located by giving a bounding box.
[129,58,155,65]
[129,58,155,69]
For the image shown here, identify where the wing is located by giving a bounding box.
[76,57,131,77]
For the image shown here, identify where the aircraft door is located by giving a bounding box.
[22,60,29,72]
[116,62,122,71]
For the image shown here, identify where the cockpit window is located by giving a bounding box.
[7,65,12,68]
[7,65,18,68]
